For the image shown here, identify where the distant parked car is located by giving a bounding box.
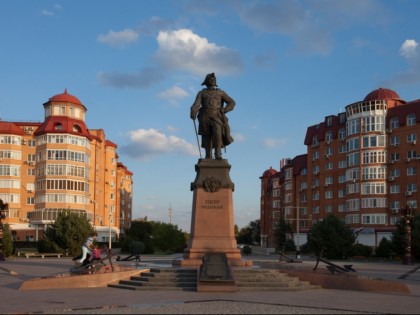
[237,244,245,249]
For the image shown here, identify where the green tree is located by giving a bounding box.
[44,212,94,256]
[376,237,393,258]
[237,219,260,245]
[150,221,187,253]
[126,220,154,253]
[273,219,293,251]
[307,214,356,259]
[2,224,13,257]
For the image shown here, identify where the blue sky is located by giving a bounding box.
[1,0,420,232]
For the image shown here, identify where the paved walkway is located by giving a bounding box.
[1,254,420,314]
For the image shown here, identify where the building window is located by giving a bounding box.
[407,150,417,159]
[313,206,320,214]
[338,128,346,140]
[325,205,333,213]
[339,145,347,153]
[325,162,333,170]
[407,113,416,126]
[407,183,417,192]
[325,147,333,156]
[362,214,387,224]
[390,200,400,210]
[347,138,360,152]
[326,131,333,143]
[325,191,333,199]
[407,200,418,209]
[54,123,63,131]
[390,117,399,129]
[300,168,307,175]
[26,197,35,204]
[339,113,346,124]
[338,190,346,197]
[390,152,399,162]
[407,167,416,176]
[312,151,320,160]
[362,150,386,164]
[325,176,333,185]
[407,133,417,144]
[273,200,281,208]
[312,192,320,200]
[326,116,333,127]
[313,165,320,174]
[390,185,400,193]
[390,136,400,147]
[347,152,360,166]
[390,168,400,177]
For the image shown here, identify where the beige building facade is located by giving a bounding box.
[0,90,133,242]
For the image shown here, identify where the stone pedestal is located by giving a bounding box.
[173,159,252,267]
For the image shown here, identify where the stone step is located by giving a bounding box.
[108,283,196,291]
[108,267,320,292]
[119,279,197,287]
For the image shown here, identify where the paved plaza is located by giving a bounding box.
[1,253,420,314]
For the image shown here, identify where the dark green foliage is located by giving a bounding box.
[129,241,145,255]
[237,219,260,245]
[44,212,94,256]
[284,238,296,252]
[126,221,154,253]
[150,222,187,254]
[350,243,372,257]
[273,219,293,251]
[2,224,13,257]
[307,214,356,259]
[37,238,62,253]
[376,237,393,258]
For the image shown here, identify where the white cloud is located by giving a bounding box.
[261,138,286,149]
[97,28,139,47]
[158,86,189,102]
[41,9,54,16]
[232,133,245,143]
[400,39,418,59]
[120,128,198,161]
[155,29,243,76]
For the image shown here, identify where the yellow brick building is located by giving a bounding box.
[0,90,133,243]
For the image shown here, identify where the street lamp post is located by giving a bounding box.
[402,205,413,265]
[108,211,112,250]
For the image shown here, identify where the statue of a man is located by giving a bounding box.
[190,73,235,159]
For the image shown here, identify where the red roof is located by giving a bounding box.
[105,140,118,148]
[364,88,401,102]
[0,122,24,135]
[48,89,82,105]
[34,116,93,140]
[261,167,277,178]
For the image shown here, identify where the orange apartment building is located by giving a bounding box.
[0,90,133,242]
[261,88,419,250]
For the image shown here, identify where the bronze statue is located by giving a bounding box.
[190,73,235,159]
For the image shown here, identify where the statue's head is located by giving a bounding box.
[201,73,217,87]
